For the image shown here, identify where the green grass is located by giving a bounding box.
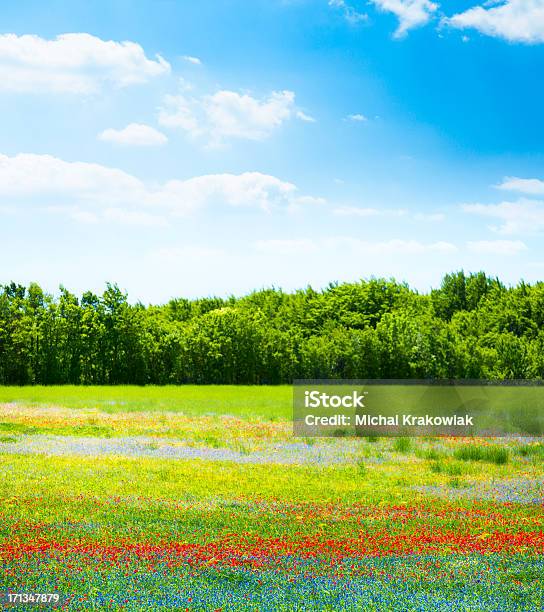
[393,436,412,453]
[416,447,447,461]
[0,434,17,443]
[0,422,39,434]
[517,443,544,459]
[0,385,292,419]
[454,444,510,465]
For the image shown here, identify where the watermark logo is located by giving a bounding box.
[304,390,368,409]
[293,380,544,437]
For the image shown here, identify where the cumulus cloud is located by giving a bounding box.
[496,176,544,195]
[370,0,438,37]
[0,33,170,93]
[445,0,544,43]
[0,153,322,223]
[463,198,544,234]
[98,123,168,146]
[158,89,308,144]
[467,240,528,255]
[0,153,143,202]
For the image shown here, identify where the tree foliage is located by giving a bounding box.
[0,272,542,384]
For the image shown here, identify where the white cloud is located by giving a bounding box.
[98,123,168,146]
[0,33,170,93]
[496,176,544,195]
[329,0,368,24]
[296,110,317,122]
[370,0,438,37]
[463,198,544,234]
[445,0,544,43]
[0,153,143,201]
[347,113,368,122]
[157,94,201,134]
[0,152,321,222]
[467,240,527,255]
[158,89,304,144]
[181,55,202,65]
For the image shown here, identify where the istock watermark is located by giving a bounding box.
[293,380,544,437]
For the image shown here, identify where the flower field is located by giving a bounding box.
[0,386,543,610]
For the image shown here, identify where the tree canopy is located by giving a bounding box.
[1,271,542,385]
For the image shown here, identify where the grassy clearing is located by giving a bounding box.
[0,385,292,418]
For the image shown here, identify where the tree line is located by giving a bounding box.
[1,271,543,385]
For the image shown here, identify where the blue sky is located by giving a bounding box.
[1,0,544,302]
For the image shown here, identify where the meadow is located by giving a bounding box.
[1,385,543,610]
